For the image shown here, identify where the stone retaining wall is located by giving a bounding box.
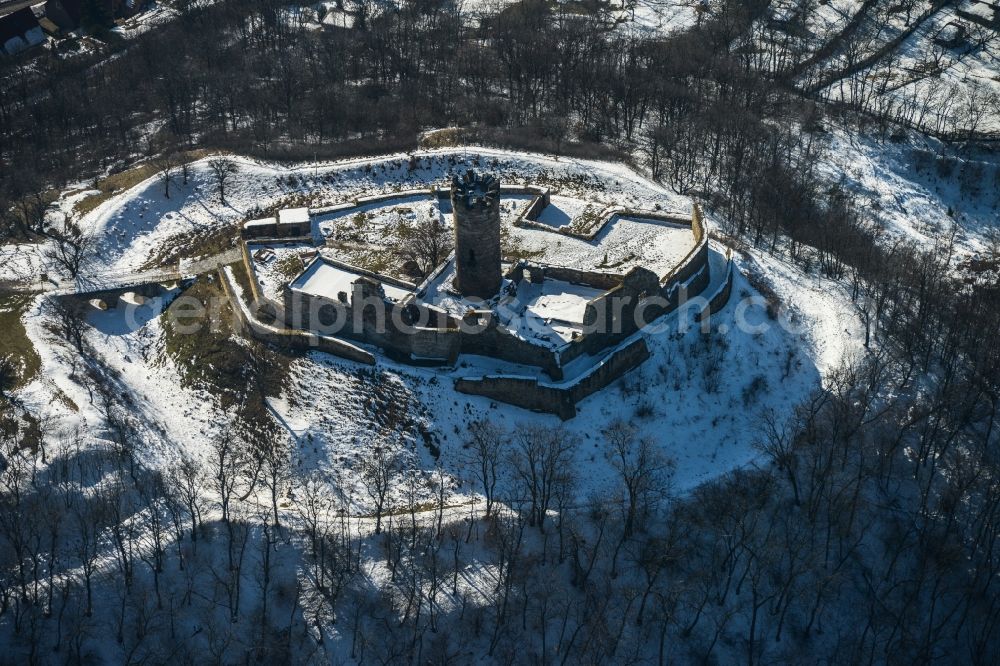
[241,241,267,304]
[459,322,563,379]
[554,208,710,367]
[455,337,651,420]
[454,375,576,420]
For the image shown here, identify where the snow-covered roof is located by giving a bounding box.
[518,280,602,326]
[244,217,277,228]
[291,258,412,303]
[278,207,310,225]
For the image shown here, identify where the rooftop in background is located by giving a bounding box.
[278,207,310,226]
[244,217,277,228]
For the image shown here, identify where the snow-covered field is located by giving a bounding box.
[248,242,316,302]
[13,252,862,518]
[315,188,695,282]
[507,213,695,275]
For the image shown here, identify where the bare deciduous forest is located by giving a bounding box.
[1,0,999,662]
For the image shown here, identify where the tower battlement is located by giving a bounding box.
[451,170,500,209]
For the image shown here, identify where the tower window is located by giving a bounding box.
[468,249,476,266]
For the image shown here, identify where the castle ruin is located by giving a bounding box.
[235,154,735,419]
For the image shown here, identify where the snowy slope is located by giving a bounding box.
[10,149,864,519]
[818,126,1000,259]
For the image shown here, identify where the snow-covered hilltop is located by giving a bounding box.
[1,0,998,662]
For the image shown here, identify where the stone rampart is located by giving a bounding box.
[455,337,651,420]
[459,323,563,379]
[696,257,735,323]
[219,267,376,366]
[454,375,576,420]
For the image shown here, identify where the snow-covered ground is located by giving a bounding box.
[534,194,595,228]
[314,188,695,281]
[6,148,866,517]
[12,244,863,513]
[291,256,413,303]
[518,278,602,325]
[264,241,863,498]
[764,0,1000,134]
[0,148,871,665]
[522,213,694,275]
[818,126,1000,259]
[248,242,316,302]
[16,288,225,470]
[2,147,695,286]
[315,194,439,244]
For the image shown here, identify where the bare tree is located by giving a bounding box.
[208,158,239,204]
[212,432,243,527]
[46,223,97,279]
[509,425,577,530]
[168,455,205,542]
[360,444,400,534]
[401,213,452,278]
[259,437,290,529]
[73,498,102,617]
[52,297,87,355]
[155,152,177,199]
[467,419,503,518]
[604,420,671,539]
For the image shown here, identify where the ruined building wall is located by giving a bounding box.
[458,321,563,379]
[284,277,461,364]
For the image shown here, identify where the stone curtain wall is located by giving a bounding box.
[455,338,651,420]
[283,257,458,363]
[410,326,461,362]
[220,267,376,365]
[581,266,661,332]
[287,279,550,369]
[567,338,650,404]
[538,265,623,291]
[459,322,564,379]
[277,205,713,383]
[696,257,735,323]
[509,186,550,223]
[454,375,577,420]
[659,204,709,290]
[553,206,710,368]
[241,241,267,305]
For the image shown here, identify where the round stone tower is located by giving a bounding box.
[451,169,502,299]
